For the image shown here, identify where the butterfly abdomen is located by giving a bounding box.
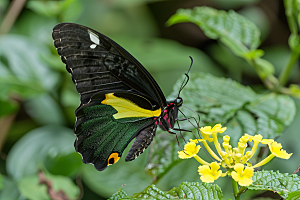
[125,123,157,161]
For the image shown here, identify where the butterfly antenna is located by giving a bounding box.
[178,56,193,97]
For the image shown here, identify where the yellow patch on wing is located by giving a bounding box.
[108,152,121,165]
[101,93,161,119]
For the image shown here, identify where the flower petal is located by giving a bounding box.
[231,171,239,182]
[232,164,254,186]
[210,162,220,171]
[200,174,215,183]
[198,165,210,174]
[243,167,254,178]
[178,141,201,159]
[198,162,222,183]
[269,141,293,159]
[239,178,253,186]
[261,139,274,144]
[178,151,191,159]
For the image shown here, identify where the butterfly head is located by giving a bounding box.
[175,97,183,107]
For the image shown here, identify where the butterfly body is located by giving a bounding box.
[52,23,183,171]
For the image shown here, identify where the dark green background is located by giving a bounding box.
[0,0,299,199]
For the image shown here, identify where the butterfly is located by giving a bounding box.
[52,23,192,171]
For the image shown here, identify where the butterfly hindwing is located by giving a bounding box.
[73,91,160,171]
[75,103,154,171]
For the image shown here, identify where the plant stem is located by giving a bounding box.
[236,186,248,197]
[279,49,300,86]
[0,0,28,34]
[231,178,240,200]
[249,59,277,90]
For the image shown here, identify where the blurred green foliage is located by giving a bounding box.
[0,0,299,199]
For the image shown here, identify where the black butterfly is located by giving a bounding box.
[52,23,192,171]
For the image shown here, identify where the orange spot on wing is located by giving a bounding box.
[108,152,121,166]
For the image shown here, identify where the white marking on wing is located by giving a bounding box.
[88,30,100,45]
[90,44,97,49]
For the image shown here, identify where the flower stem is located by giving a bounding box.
[194,155,210,165]
[202,141,221,161]
[212,133,223,158]
[279,49,300,86]
[252,154,275,168]
[231,178,240,200]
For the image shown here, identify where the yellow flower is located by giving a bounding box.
[246,134,273,145]
[261,139,274,145]
[198,162,222,183]
[178,141,200,159]
[269,141,292,159]
[199,127,214,142]
[223,135,230,143]
[189,139,205,143]
[200,124,227,135]
[200,124,226,157]
[231,163,254,186]
[252,141,292,168]
[248,134,262,142]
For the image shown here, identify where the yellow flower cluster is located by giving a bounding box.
[178,124,292,186]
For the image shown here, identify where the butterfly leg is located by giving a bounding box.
[167,129,185,151]
[176,117,195,121]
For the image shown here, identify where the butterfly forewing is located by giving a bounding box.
[52,23,166,106]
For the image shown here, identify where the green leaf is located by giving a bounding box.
[81,145,152,198]
[146,130,192,180]
[249,170,300,198]
[167,182,222,200]
[18,171,80,200]
[6,126,78,180]
[242,49,265,60]
[109,188,128,200]
[24,93,66,125]
[287,190,300,200]
[131,184,175,199]
[245,93,296,138]
[167,7,261,57]
[44,152,82,176]
[284,0,300,35]
[0,35,60,98]
[289,84,300,98]
[168,72,296,144]
[110,182,222,199]
[26,0,82,21]
[19,176,50,200]
[0,176,21,200]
